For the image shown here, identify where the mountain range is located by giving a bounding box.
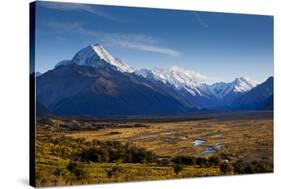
[35,43,273,117]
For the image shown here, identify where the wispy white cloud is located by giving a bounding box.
[38,2,119,21]
[117,41,180,57]
[44,21,181,57]
[93,32,180,57]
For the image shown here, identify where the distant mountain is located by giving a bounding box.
[200,77,258,107]
[135,67,217,109]
[35,72,43,77]
[30,72,43,77]
[136,66,208,96]
[136,67,257,99]
[135,67,258,109]
[232,77,273,110]
[204,77,257,99]
[36,101,50,117]
[36,43,273,117]
[36,44,193,117]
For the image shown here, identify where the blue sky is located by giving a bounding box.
[34,1,273,83]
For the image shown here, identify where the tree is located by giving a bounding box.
[173,163,184,175]
[220,163,233,175]
[98,148,110,162]
[173,156,196,166]
[233,160,273,174]
[79,140,157,163]
[67,161,88,178]
[157,158,170,166]
[106,165,123,178]
[208,156,222,166]
[195,157,209,167]
[67,161,79,173]
[233,160,247,174]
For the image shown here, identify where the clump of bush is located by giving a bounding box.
[156,158,171,166]
[172,156,196,166]
[219,162,233,175]
[67,161,89,179]
[173,163,184,175]
[209,156,222,166]
[233,160,273,174]
[171,155,222,168]
[79,140,157,163]
[106,165,124,178]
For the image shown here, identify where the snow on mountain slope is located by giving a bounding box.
[135,66,257,98]
[232,77,258,92]
[135,69,155,79]
[153,66,208,96]
[136,66,208,96]
[55,44,134,73]
[233,76,273,110]
[205,77,257,99]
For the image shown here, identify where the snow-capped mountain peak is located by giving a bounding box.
[91,43,116,65]
[204,77,258,99]
[55,43,134,73]
[232,77,258,92]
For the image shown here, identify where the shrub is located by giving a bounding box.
[233,160,273,174]
[195,157,209,168]
[172,156,196,166]
[157,158,170,166]
[80,147,100,162]
[67,161,79,172]
[173,163,184,175]
[53,168,67,177]
[219,163,233,175]
[106,165,124,178]
[208,156,222,166]
[67,161,88,178]
[79,140,157,163]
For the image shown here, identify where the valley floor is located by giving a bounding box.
[35,111,273,187]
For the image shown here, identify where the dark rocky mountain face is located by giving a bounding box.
[36,64,192,117]
[36,63,274,117]
[36,101,50,117]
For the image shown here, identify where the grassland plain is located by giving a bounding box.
[35,112,273,187]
